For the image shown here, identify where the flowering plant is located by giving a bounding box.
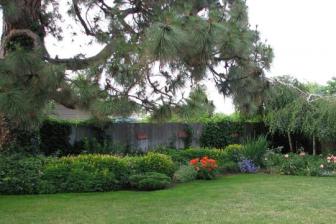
[189,157,218,179]
[327,155,336,164]
[238,159,258,173]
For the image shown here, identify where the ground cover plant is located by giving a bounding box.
[1,174,336,224]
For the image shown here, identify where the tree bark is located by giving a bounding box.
[287,131,293,153]
[0,0,44,56]
[0,0,43,148]
[312,135,316,156]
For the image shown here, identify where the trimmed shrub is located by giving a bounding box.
[129,172,171,191]
[173,165,197,183]
[0,154,47,194]
[133,152,176,177]
[41,160,118,193]
[42,154,130,191]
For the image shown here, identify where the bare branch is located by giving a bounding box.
[72,0,95,36]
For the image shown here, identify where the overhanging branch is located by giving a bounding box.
[46,41,116,70]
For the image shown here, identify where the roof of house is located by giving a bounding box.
[50,104,92,121]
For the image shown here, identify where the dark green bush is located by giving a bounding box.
[173,165,197,183]
[0,154,47,194]
[129,172,171,191]
[220,161,240,173]
[40,120,72,155]
[200,121,243,148]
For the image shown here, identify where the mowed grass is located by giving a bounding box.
[1,174,336,224]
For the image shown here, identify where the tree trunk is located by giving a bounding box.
[0,0,43,148]
[1,0,44,56]
[312,135,316,156]
[287,131,293,153]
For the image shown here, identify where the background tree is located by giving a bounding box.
[0,0,273,147]
[264,76,336,154]
[264,76,306,152]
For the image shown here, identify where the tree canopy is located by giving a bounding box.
[0,0,273,129]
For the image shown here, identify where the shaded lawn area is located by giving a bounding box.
[1,174,336,224]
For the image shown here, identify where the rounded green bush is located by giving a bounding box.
[134,153,176,177]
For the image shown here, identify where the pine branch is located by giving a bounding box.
[46,40,116,70]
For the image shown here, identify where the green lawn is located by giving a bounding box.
[1,174,336,224]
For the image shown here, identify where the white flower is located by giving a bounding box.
[284,154,289,158]
[320,164,324,169]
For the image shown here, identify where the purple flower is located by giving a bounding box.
[239,159,257,173]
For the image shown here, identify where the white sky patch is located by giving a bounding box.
[1,0,336,114]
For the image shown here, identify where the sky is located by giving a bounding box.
[3,0,336,114]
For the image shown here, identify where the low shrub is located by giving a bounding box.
[189,157,218,180]
[225,144,244,162]
[0,154,47,194]
[220,161,240,173]
[129,172,171,191]
[173,165,198,183]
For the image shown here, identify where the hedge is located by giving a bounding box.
[0,153,176,194]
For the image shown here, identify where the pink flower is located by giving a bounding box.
[299,152,305,157]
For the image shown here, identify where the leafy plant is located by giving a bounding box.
[242,136,268,166]
[173,165,198,183]
[0,154,47,194]
[225,144,244,162]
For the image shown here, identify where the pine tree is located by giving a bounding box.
[0,0,273,146]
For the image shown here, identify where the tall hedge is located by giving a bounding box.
[200,121,243,148]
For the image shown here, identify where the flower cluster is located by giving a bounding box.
[327,155,336,163]
[189,157,218,179]
[238,159,258,173]
[190,157,218,171]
